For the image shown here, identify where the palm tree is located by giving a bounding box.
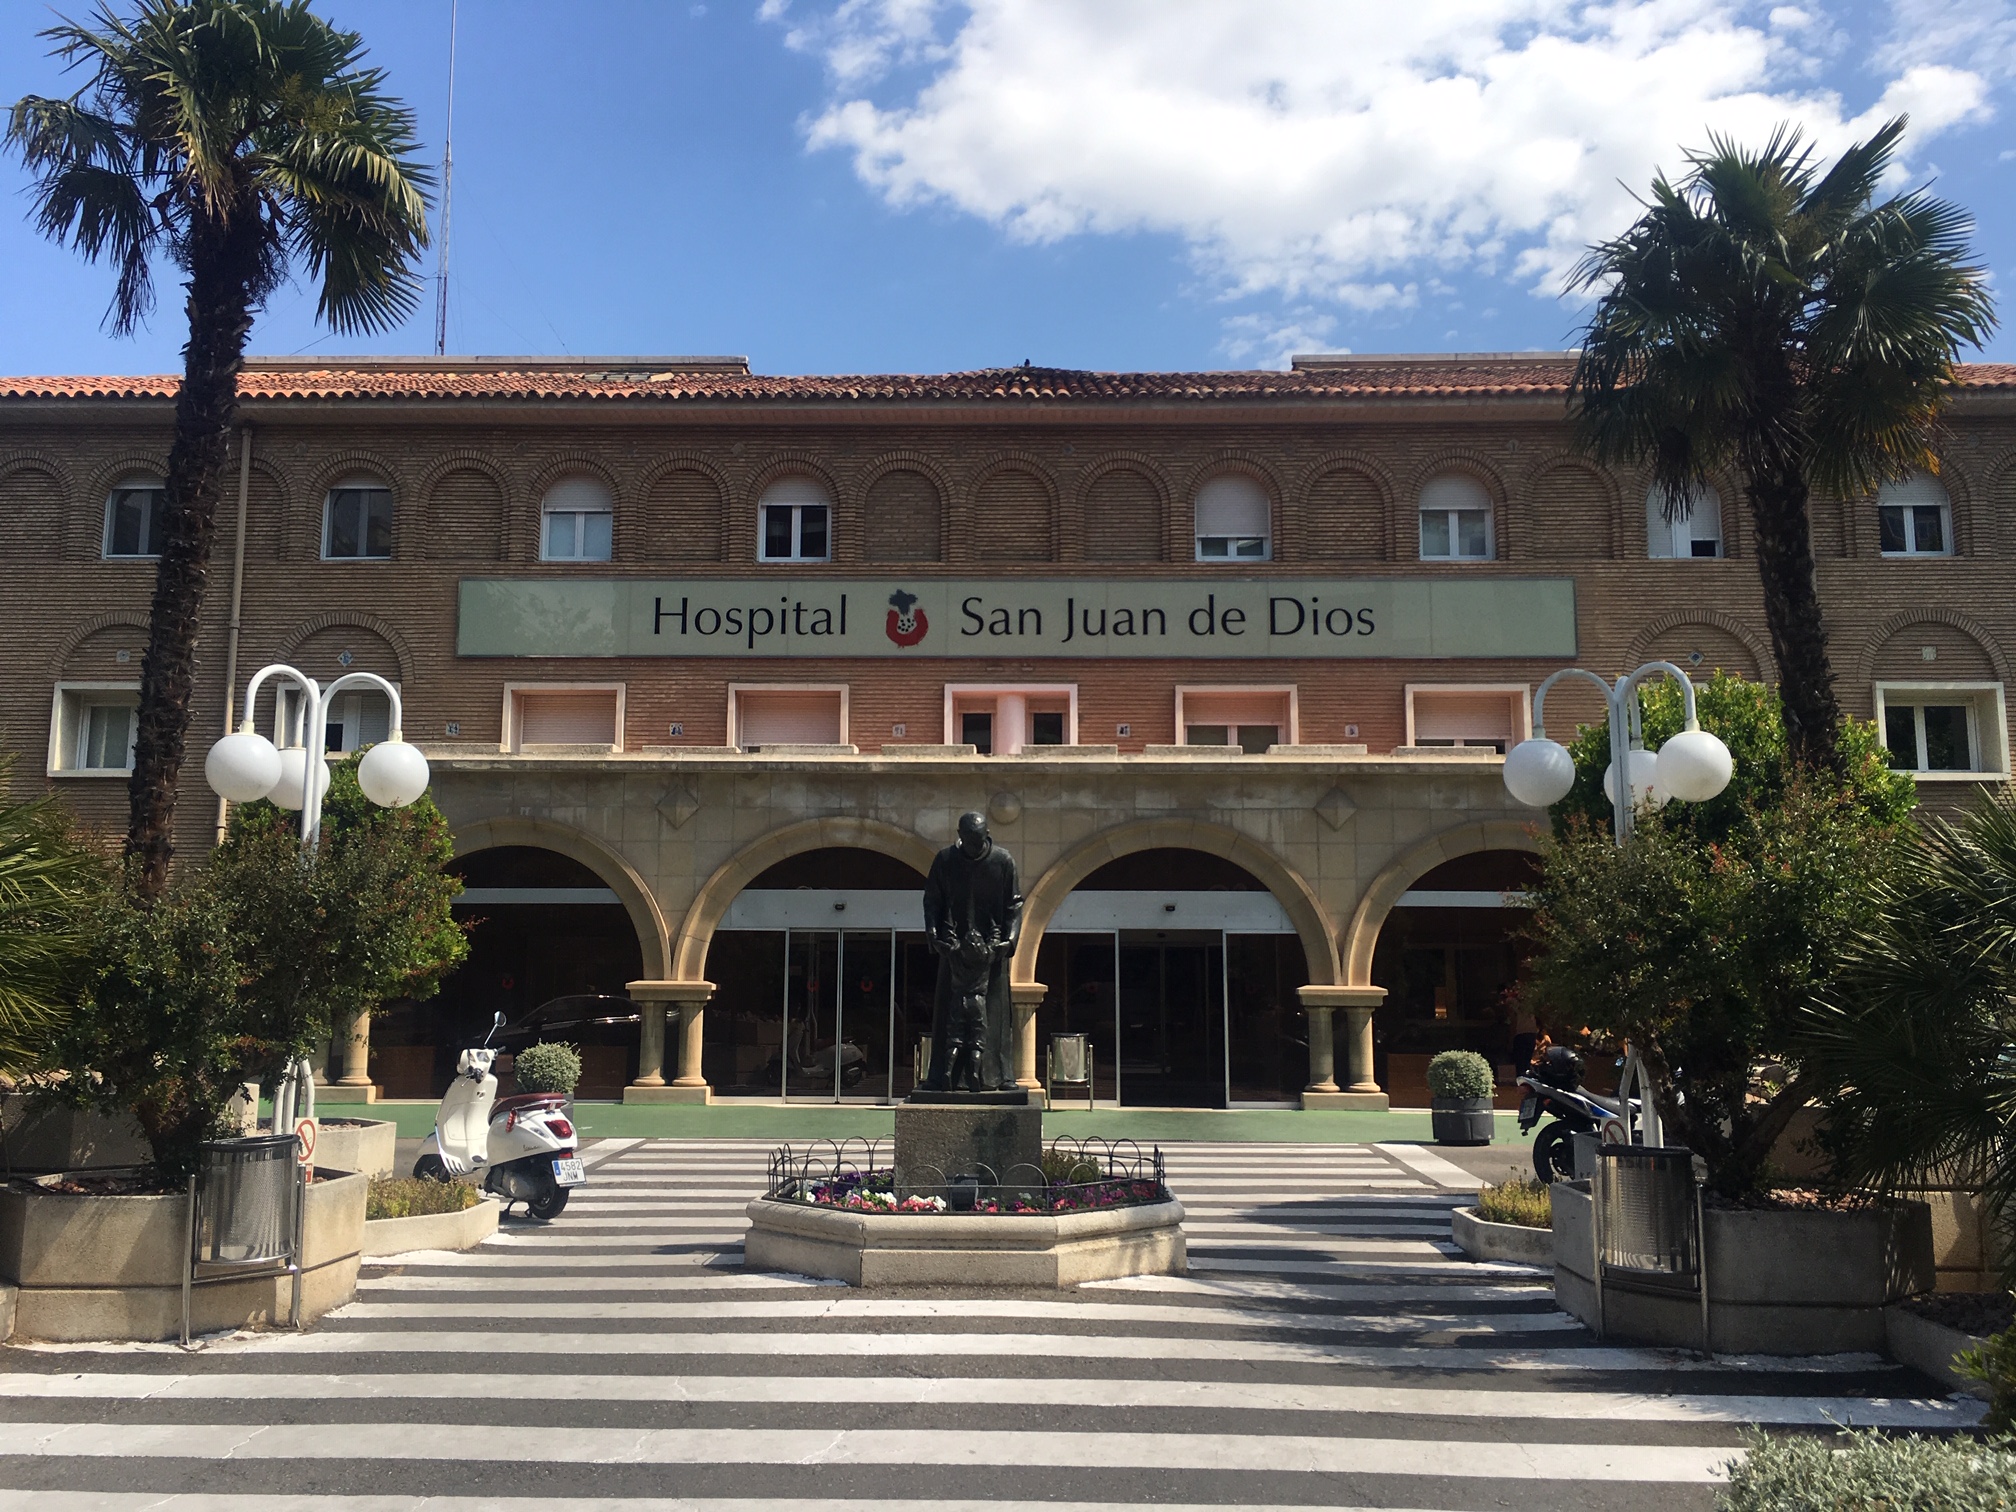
[1569,118,1994,770]
[0,763,104,1072]
[7,0,431,897]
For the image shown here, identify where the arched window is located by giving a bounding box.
[1194,475,1271,561]
[102,476,167,558]
[1417,474,1493,561]
[322,477,394,560]
[1878,472,1952,557]
[1646,483,1723,559]
[541,476,614,561]
[758,476,831,562]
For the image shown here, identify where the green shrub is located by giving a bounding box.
[512,1041,582,1095]
[1042,1145,1106,1184]
[1959,1324,2016,1434]
[1427,1049,1494,1100]
[1477,1177,1552,1228]
[1718,1427,2016,1511]
[367,1175,481,1221]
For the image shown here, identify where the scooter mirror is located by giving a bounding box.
[494,1010,507,1027]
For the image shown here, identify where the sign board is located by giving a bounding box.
[458,576,1577,660]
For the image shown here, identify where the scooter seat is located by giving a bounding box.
[493,1092,565,1122]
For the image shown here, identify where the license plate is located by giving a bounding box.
[1519,1095,1537,1121]
[552,1157,585,1187]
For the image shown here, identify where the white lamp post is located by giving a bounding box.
[1502,660,1733,845]
[205,663,431,849]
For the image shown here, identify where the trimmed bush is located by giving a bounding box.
[1719,1428,2016,1510]
[1959,1324,2016,1434]
[1427,1049,1494,1100]
[367,1175,481,1221]
[513,1041,582,1095]
[1477,1177,1552,1229]
[1042,1146,1105,1184]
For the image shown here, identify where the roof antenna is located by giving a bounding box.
[433,0,459,358]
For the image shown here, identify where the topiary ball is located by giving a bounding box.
[513,1040,583,1095]
[1426,1048,1495,1100]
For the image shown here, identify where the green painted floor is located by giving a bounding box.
[354,1099,1536,1145]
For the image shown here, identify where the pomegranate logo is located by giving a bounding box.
[885,588,928,648]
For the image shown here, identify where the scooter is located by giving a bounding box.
[1516,1042,1634,1182]
[415,1011,584,1220]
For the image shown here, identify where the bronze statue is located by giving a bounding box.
[919,811,1022,1093]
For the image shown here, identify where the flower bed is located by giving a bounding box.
[790,1168,1167,1215]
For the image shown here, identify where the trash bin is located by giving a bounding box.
[1048,1033,1093,1110]
[192,1134,300,1271]
[1597,1144,1699,1278]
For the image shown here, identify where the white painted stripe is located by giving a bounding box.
[479,1230,746,1246]
[579,1137,646,1168]
[332,1298,1580,1336]
[0,1420,1732,1481]
[1085,1275,1548,1305]
[1190,1256,1542,1279]
[1182,1222,1453,1236]
[365,1253,747,1271]
[356,1272,843,1293]
[0,1500,1480,1512]
[1182,1238,1453,1255]
[1373,1143,1487,1191]
[0,1373,1971,1429]
[518,1218,762,1230]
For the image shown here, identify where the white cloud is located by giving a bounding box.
[1219,308,1343,370]
[768,0,1997,311]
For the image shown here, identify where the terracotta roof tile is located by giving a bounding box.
[4,357,2014,405]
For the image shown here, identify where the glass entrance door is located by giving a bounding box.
[780,929,906,1102]
[1117,931,1227,1108]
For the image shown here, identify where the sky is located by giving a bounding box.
[2,0,2015,376]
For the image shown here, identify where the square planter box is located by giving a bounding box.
[1552,1182,1934,1354]
[0,1166,367,1342]
[362,1197,500,1257]
[312,1118,397,1179]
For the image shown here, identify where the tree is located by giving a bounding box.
[1520,676,1913,1195]
[0,761,105,1071]
[1568,119,1995,770]
[6,1,431,897]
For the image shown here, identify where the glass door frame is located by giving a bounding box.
[778,927,900,1103]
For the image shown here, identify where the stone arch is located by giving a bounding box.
[673,816,939,981]
[857,451,953,564]
[416,451,511,562]
[1014,818,1339,987]
[637,453,731,564]
[453,815,669,980]
[275,610,417,684]
[1625,611,1773,682]
[1406,451,1513,558]
[1521,450,1618,560]
[306,452,406,561]
[1179,452,1283,563]
[79,454,170,558]
[1295,448,1398,563]
[0,457,70,561]
[964,453,1059,563]
[1342,820,1542,986]
[48,611,151,676]
[745,456,846,561]
[1077,452,1171,563]
[1851,608,2011,686]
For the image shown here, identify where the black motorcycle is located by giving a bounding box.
[1515,1044,1632,1182]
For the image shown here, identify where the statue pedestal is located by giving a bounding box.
[894,1091,1042,1191]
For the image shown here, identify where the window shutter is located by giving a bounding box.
[1194,476,1269,541]
[737,691,843,746]
[518,690,619,746]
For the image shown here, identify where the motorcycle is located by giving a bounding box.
[415,1010,584,1220]
[1515,1043,1635,1182]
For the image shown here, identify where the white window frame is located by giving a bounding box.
[47,682,141,776]
[1192,475,1273,563]
[501,682,627,754]
[1646,483,1725,559]
[539,477,615,563]
[727,683,851,750]
[1416,476,1496,562]
[101,477,167,559]
[1174,685,1299,750]
[1872,682,2008,780]
[275,680,400,754]
[1404,683,1533,753]
[321,477,395,561]
[757,478,833,563]
[1877,501,1954,557]
[942,683,1079,753]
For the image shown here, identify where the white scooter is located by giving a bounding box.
[415,1012,584,1220]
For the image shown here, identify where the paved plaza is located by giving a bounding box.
[0,1139,1980,1511]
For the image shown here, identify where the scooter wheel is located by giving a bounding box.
[414,1154,448,1183]
[1532,1123,1575,1184]
[526,1179,569,1222]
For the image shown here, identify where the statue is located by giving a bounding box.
[919,811,1022,1094]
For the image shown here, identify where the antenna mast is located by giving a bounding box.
[433,0,459,357]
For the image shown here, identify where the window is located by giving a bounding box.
[47,684,139,775]
[758,477,831,562]
[944,685,1077,755]
[102,478,167,558]
[731,686,848,750]
[323,479,394,559]
[1194,475,1271,561]
[1417,475,1494,560]
[1875,684,2007,778]
[540,476,614,562]
[1176,687,1296,753]
[276,684,394,754]
[1878,473,1953,557]
[504,685,624,752]
[1405,685,1530,755]
[1647,483,1724,559]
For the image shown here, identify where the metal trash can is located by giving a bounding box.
[1047,1033,1093,1110]
[1597,1145,1698,1276]
[193,1134,299,1270]
[915,1036,932,1086]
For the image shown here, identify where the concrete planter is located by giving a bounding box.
[0,1166,367,1342]
[1885,1304,1990,1397]
[1451,1206,1551,1265]
[1430,1097,1495,1146]
[0,1099,147,1175]
[362,1197,501,1257]
[1552,1182,1934,1354]
[313,1118,397,1179]
[744,1196,1187,1287]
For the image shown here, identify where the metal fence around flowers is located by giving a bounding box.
[765,1135,1169,1215]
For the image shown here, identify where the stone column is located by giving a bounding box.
[1296,985,1390,1110]
[624,980,716,1104]
[318,1012,376,1103]
[1010,982,1048,1091]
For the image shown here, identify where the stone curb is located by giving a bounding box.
[1885,1304,1990,1399]
[362,1198,501,1257]
[1450,1205,1551,1265]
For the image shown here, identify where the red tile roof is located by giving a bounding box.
[4,357,2014,405]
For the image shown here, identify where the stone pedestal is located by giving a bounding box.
[894,1092,1042,1190]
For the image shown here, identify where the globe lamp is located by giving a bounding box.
[269,746,332,811]
[1502,737,1576,808]
[205,729,283,804]
[1655,725,1734,803]
[1603,748,1663,811]
[357,736,430,808]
